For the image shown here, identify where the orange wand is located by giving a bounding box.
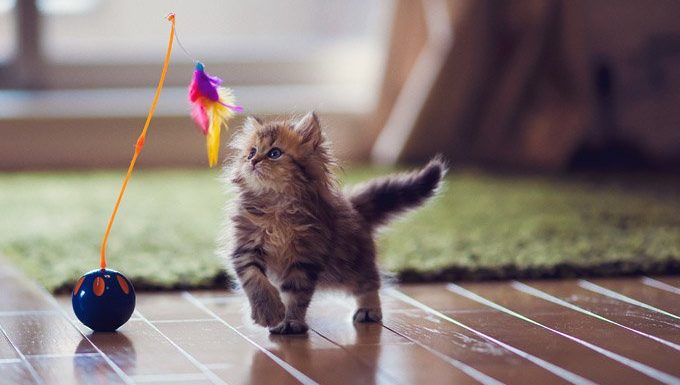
[71,14,176,333]
[73,13,240,333]
[99,13,176,270]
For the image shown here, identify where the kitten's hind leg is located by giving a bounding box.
[353,290,382,323]
[269,261,320,335]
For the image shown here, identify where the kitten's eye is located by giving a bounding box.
[267,147,283,159]
[247,148,256,160]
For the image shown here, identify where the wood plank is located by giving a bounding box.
[86,319,200,377]
[28,354,126,385]
[456,282,680,379]
[4,257,678,385]
[0,331,19,360]
[0,313,96,356]
[306,294,482,385]
[155,319,302,385]
[518,280,680,344]
[198,292,398,385]
[136,293,213,321]
[211,352,305,385]
[196,294,339,351]
[306,294,412,346]
[393,284,485,311]
[382,306,576,385]
[140,379,213,385]
[141,380,213,385]
[350,343,483,385]
[399,284,661,385]
[0,362,38,385]
[0,275,53,312]
[585,278,680,315]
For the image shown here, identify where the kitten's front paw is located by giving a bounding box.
[353,307,382,323]
[251,293,285,327]
[269,319,309,335]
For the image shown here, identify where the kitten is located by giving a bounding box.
[221,112,445,334]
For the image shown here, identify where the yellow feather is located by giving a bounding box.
[207,106,221,167]
[204,87,238,167]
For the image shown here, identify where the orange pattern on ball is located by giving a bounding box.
[73,276,85,296]
[116,275,130,294]
[93,277,105,297]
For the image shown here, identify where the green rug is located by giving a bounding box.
[1,168,678,293]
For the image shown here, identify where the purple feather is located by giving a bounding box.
[191,62,223,102]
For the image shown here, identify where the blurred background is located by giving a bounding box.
[0,0,390,168]
[1,1,679,290]
[2,0,680,171]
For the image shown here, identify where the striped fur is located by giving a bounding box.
[349,155,447,228]
[220,112,445,334]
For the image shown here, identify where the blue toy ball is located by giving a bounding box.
[72,269,135,332]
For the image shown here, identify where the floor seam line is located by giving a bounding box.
[640,277,680,295]
[150,318,219,324]
[0,358,23,364]
[0,310,58,316]
[26,352,102,359]
[132,372,210,383]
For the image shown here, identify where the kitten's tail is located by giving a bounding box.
[349,155,447,229]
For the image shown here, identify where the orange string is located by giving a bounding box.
[100,13,176,270]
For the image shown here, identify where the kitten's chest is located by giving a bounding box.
[242,200,314,262]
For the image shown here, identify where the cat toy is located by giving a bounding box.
[72,13,241,332]
[190,62,243,167]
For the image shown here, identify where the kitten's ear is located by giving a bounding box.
[294,112,322,147]
[243,116,263,132]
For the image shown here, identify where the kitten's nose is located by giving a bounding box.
[251,158,262,167]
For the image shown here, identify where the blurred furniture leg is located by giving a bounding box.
[371,0,594,171]
[371,0,456,164]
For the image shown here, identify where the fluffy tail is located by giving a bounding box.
[349,156,447,228]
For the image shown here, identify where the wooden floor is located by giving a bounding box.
[0,260,678,385]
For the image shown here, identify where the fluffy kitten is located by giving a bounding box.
[221,112,445,334]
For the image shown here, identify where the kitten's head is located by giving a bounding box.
[228,112,335,194]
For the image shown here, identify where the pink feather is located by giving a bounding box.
[190,103,209,134]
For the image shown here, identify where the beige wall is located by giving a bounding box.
[0,113,370,171]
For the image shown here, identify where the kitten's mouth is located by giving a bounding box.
[250,167,263,177]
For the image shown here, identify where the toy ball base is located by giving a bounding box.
[72,269,135,332]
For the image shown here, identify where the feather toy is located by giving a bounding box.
[189,62,243,167]
[73,13,178,332]
[73,12,244,333]
[97,13,242,274]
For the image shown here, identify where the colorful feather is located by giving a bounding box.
[188,62,242,167]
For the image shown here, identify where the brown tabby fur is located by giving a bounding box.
[220,112,445,334]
